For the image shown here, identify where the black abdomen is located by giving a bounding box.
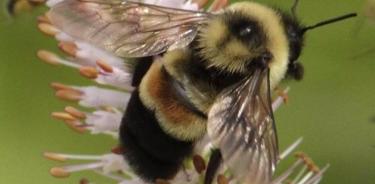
[119,90,194,181]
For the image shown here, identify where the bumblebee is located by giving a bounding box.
[46,0,356,183]
[5,0,44,16]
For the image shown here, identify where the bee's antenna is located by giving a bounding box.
[302,13,357,33]
[291,0,300,18]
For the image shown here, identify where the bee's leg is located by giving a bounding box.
[204,149,222,184]
[120,90,194,182]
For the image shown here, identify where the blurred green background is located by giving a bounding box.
[0,0,374,183]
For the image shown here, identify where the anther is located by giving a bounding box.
[192,155,206,174]
[79,66,99,79]
[217,174,229,184]
[275,86,289,104]
[59,42,78,57]
[272,87,290,112]
[37,14,51,24]
[97,60,113,73]
[56,90,82,101]
[37,50,60,65]
[63,120,87,134]
[50,167,70,178]
[51,112,77,121]
[111,146,125,155]
[43,152,67,162]
[38,23,59,36]
[65,106,86,119]
[295,152,320,173]
[50,82,74,91]
[208,0,228,12]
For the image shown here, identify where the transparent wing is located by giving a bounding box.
[47,0,211,57]
[207,69,278,184]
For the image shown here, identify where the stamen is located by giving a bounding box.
[39,47,132,90]
[97,60,113,73]
[295,152,320,173]
[304,165,330,184]
[50,167,70,178]
[52,32,131,73]
[37,14,51,24]
[192,0,209,9]
[93,169,127,182]
[50,82,74,91]
[95,66,134,91]
[292,165,308,184]
[79,66,99,79]
[43,152,103,161]
[111,146,125,155]
[46,0,65,7]
[37,50,60,65]
[271,159,304,184]
[217,174,229,184]
[51,112,77,121]
[56,89,82,101]
[48,154,128,178]
[272,87,290,111]
[59,41,78,57]
[62,120,87,133]
[76,86,130,109]
[38,23,59,36]
[43,152,67,162]
[65,106,86,119]
[59,161,104,173]
[72,41,128,71]
[192,155,206,174]
[208,0,228,12]
[297,171,314,184]
[276,86,290,104]
[85,110,122,133]
[37,50,81,68]
[279,137,303,160]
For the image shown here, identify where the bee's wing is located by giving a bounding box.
[207,69,278,184]
[47,0,211,57]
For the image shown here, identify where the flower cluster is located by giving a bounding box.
[37,0,328,183]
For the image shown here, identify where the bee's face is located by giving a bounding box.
[281,13,305,80]
[198,2,290,89]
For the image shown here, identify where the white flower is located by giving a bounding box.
[38,0,328,183]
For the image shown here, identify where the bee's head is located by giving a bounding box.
[198,2,290,89]
[198,0,356,87]
[279,0,357,81]
[279,12,305,81]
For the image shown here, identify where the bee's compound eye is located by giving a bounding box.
[240,26,252,37]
